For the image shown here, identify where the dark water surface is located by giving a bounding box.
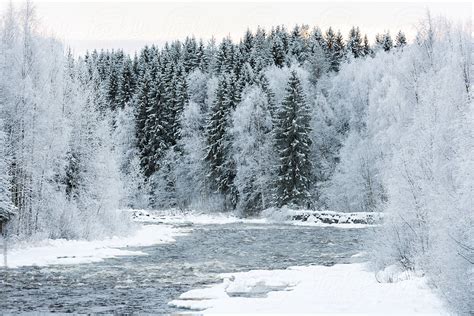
[0,222,367,314]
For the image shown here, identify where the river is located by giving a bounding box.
[0,221,367,314]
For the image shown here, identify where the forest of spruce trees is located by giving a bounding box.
[75,23,407,216]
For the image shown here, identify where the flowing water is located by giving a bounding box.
[0,222,367,315]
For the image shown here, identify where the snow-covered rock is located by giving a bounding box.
[262,206,383,226]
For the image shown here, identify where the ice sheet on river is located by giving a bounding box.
[1,224,189,268]
[169,262,447,314]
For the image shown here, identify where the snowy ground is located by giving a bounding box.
[0,224,189,268]
[169,262,447,315]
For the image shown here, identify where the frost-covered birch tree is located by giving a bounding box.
[232,78,276,215]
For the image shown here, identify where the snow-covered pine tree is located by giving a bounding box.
[274,71,312,208]
[362,34,371,56]
[161,48,188,149]
[167,41,182,65]
[145,58,169,177]
[134,64,155,177]
[232,45,246,83]
[333,31,346,68]
[182,36,199,73]
[289,25,302,61]
[170,64,189,148]
[382,32,393,51]
[395,30,407,48]
[104,51,122,111]
[204,74,238,210]
[241,28,254,61]
[147,58,188,208]
[324,27,345,72]
[214,37,235,75]
[116,56,136,109]
[132,52,140,77]
[375,32,393,52]
[287,25,309,65]
[374,33,383,50]
[204,37,218,74]
[346,26,363,58]
[196,39,208,72]
[310,27,326,49]
[250,27,273,73]
[270,27,287,68]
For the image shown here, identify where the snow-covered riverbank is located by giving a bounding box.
[132,208,380,228]
[170,262,447,315]
[0,224,189,268]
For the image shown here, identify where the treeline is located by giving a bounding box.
[82,23,407,215]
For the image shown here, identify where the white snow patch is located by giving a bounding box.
[1,224,189,268]
[169,263,447,315]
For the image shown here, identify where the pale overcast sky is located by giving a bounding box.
[1,1,472,55]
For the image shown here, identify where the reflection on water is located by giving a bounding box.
[0,223,367,314]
